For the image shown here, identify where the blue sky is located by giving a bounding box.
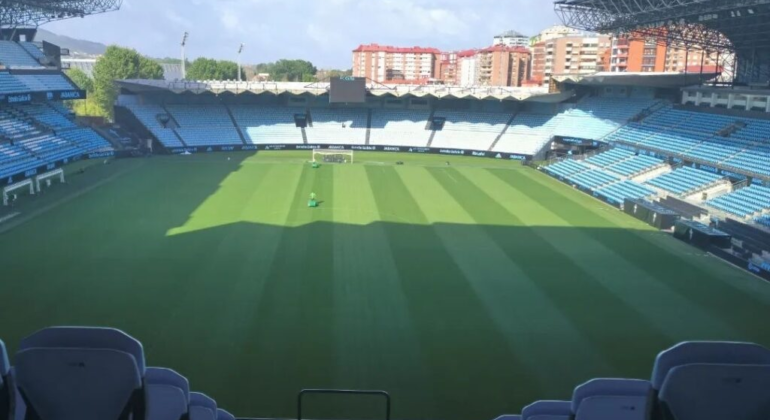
[46,0,559,69]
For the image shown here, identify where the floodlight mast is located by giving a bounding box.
[181,31,189,80]
[238,43,244,82]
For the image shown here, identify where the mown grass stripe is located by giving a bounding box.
[460,167,741,343]
[329,164,436,419]
[227,164,337,417]
[498,168,770,345]
[428,166,673,375]
[366,165,533,419]
[397,166,611,393]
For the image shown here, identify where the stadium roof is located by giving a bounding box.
[554,72,721,88]
[116,79,569,102]
[554,0,770,51]
[0,0,122,28]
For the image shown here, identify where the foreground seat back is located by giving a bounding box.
[522,400,572,420]
[216,409,235,420]
[146,368,189,420]
[189,392,217,420]
[0,340,9,420]
[653,341,770,420]
[572,378,651,420]
[14,327,146,420]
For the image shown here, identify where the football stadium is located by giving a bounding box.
[2,1,770,420]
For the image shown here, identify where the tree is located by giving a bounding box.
[186,58,243,81]
[65,68,105,118]
[67,68,93,92]
[92,45,165,120]
[139,56,164,79]
[254,59,318,82]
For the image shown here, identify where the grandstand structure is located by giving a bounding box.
[554,0,770,85]
[0,1,118,187]
[0,0,122,29]
[116,79,658,160]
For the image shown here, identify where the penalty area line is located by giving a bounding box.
[0,212,21,225]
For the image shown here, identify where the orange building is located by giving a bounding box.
[475,45,531,87]
[352,44,441,84]
[610,35,721,73]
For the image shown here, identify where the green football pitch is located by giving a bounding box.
[2,151,770,420]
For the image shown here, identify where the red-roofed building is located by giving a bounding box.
[352,44,442,84]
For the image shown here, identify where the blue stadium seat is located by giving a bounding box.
[14,326,146,420]
[146,367,190,420]
[652,341,770,420]
[521,400,572,420]
[0,339,9,420]
[571,378,651,420]
[189,392,218,420]
[217,408,236,420]
[492,415,522,420]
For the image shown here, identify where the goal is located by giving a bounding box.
[36,169,65,192]
[3,179,34,206]
[312,149,354,164]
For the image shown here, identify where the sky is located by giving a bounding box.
[46,0,560,69]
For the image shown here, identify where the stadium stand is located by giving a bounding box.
[431,110,511,150]
[706,185,770,218]
[164,105,242,146]
[0,41,44,69]
[229,105,305,145]
[125,104,185,148]
[585,148,635,167]
[596,181,656,205]
[369,109,431,147]
[0,73,29,94]
[606,107,770,177]
[645,167,724,196]
[492,113,560,155]
[553,97,659,140]
[545,158,657,205]
[14,74,74,92]
[307,108,367,145]
[19,43,46,62]
[758,215,770,228]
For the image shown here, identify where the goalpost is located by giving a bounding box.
[35,169,65,192]
[3,179,34,206]
[312,149,354,164]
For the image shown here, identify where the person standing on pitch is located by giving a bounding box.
[310,192,316,201]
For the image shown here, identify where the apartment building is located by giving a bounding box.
[352,44,441,84]
[534,35,611,81]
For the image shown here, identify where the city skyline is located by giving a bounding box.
[44,0,560,69]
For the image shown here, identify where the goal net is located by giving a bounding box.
[312,149,354,164]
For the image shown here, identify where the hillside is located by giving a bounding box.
[35,28,107,56]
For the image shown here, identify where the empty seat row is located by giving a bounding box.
[646,166,724,196]
[707,185,770,218]
[498,341,770,420]
[0,327,237,420]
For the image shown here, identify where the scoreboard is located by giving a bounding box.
[329,76,367,104]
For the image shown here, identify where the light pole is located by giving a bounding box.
[181,32,189,80]
[238,43,244,82]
